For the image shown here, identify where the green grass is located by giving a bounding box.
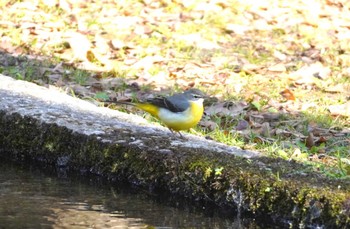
[71,69,90,85]
[0,0,349,179]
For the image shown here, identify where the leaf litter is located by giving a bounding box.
[0,0,349,177]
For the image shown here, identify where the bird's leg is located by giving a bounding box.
[168,128,186,139]
[177,131,186,139]
[168,128,174,135]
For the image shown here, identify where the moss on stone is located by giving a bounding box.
[0,111,349,227]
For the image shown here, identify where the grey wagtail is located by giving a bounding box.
[114,89,207,137]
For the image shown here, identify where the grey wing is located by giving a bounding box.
[147,94,190,113]
[164,94,190,112]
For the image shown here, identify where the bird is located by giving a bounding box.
[113,89,208,138]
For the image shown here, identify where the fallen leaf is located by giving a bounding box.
[260,122,271,137]
[242,63,260,72]
[276,129,292,137]
[262,113,281,121]
[134,24,153,35]
[249,114,265,124]
[315,136,327,144]
[132,55,165,70]
[288,62,330,85]
[58,0,72,12]
[67,84,92,98]
[205,101,248,118]
[199,120,217,131]
[290,148,308,160]
[225,24,249,35]
[174,33,221,50]
[305,132,315,148]
[328,102,350,117]
[280,89,295,101]
[268,64,286,72]
[251,101,262,111]
[52,62,65,73]
[273,50,287,61]
[338,54,350,67]
[86,50,98,63]
[110,39,131,50]
[94,34,111,55]
[100,78,125,90]
[236,119,249,131]
[0,36,17,52]
[66,32,92,62]
[324,84,346,93]
[47,74,62,82]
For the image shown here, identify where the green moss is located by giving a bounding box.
[44,142,55,152]
[0,111,349,227]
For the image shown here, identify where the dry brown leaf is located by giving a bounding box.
[337,54,350,67]
[205,101,248,118]
[110,39,133,50]
[249,114,265,124]
[42,0,58,7]
[236,119,249,131]
[275,129,292,137]
[100,78,126,90]
[328,102,350,117]
[290,148,302,159]
[94,35,111,55]
[194,1,223,12]
[76,61,111,72]
[134,24,153,35]
[20,22,36,29]
[305,132,315,149]
[242,63,260,72]
[273,50,287,61]
[132,56,165,70]
[315,136,328,144]
[174,34,221,50]
[252,136,266,144]
[260,122,271,137]
[66,32,92,62]
[268,64,286,72]
[0,36,17,52]
[199,120,218,131]
[301,48,322,62]
[52,62,65,73]
[59,0,72,12]
[262,113,281,121]
[324,84,346,93]
[289,62,330,85]
[86,50,98,63]
[67,84,92,97]
[279,89,295,101]
[87,50,112,69]
[225,24,249,35]
[47,74,62,82]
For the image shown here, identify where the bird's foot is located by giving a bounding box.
[169,128,187,140]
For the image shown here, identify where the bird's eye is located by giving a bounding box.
[192,94,204,99]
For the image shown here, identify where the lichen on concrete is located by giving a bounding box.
[0,74,349,227]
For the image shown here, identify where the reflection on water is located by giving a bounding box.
[0,159,261,229]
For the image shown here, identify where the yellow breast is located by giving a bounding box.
[157,99,204,131]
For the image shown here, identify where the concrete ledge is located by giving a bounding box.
[0,74,349,227]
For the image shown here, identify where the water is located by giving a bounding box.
[0,159,262,229]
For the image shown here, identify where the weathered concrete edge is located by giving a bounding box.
[0,75,349,227]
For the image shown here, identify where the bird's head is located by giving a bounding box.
[183,89,208,103]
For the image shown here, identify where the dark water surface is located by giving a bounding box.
[0,159,263,229]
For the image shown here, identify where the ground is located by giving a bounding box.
[0,0,349,178]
